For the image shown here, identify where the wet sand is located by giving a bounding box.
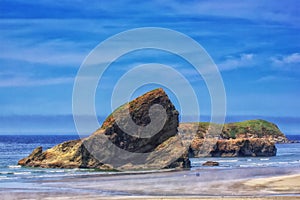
[2,194,300,200]
[244,174,300,193]
[1,167,300,199]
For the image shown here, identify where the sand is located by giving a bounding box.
[1,167,300,199]
[2,194,300,200]
[244,174,300,193]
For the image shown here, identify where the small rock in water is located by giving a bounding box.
[196,172,200,176]
[202,161,219,166]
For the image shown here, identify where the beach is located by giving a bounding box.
[1,167,300,199]
[1,136,300,199]
[1,0,300,199]
[244,174,300,193]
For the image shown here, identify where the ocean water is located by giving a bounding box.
[191,135,300,168]
[0,135,110,186]
[0,135,299,185]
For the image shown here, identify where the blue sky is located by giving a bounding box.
[0,0,300,134]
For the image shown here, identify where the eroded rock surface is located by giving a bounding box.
[189,138,276,157]
[179,120,282,158]
[18,88,189,170]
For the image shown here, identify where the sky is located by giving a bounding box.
[0,0,300,134]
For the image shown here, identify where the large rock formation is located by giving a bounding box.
[189,138,277,157]
[19,88,287,170]
[179,120,288,143]
[18,88,190,170]
[97,87,179,153]
[221,120,288,143]
[179,120,285,158]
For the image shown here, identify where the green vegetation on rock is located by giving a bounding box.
[180,119,288,143]
[221,119,285,140]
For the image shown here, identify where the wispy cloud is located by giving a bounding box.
[0,18,117,67]
[0,0,299,120]
[256,75,277,82]
[255,75,298,83]
[218,53,255,71]
[0,39,87,66]
[2,0,299,26]
[165,0,300,26]
[271,53,300,67]
[0,76,74,87]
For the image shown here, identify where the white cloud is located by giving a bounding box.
[218,53,254,71]
[256,75,298,83]
[164,1,300,26]
[284,53,300,63]
[0,19,107,66]
[256,75,277,82]
[0,39,87,66]
[0,76,74,87]
[271,53,300,66]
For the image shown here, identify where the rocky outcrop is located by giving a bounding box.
[97,87,179,153]
[19,88,287,170]
[18,88,190,170]
[189,138,276,157]
[221,120,288,143]
[202,161,219,166]
[179,120,288,143]
[179,120,282,158]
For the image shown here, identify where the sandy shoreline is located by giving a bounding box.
[2,194,300,200]
[1,167,300,199]
[243,174,300,194]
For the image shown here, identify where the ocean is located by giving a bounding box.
[0,135,300,187]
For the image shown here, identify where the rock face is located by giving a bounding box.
[99,88,179,153]
[179,120,282,158]
[18,88,190,170]
[189,138,276,157]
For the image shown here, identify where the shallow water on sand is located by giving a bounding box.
[0,135,300,197]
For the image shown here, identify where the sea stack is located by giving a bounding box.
[18,88,191,170]
[179,120,285,158]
